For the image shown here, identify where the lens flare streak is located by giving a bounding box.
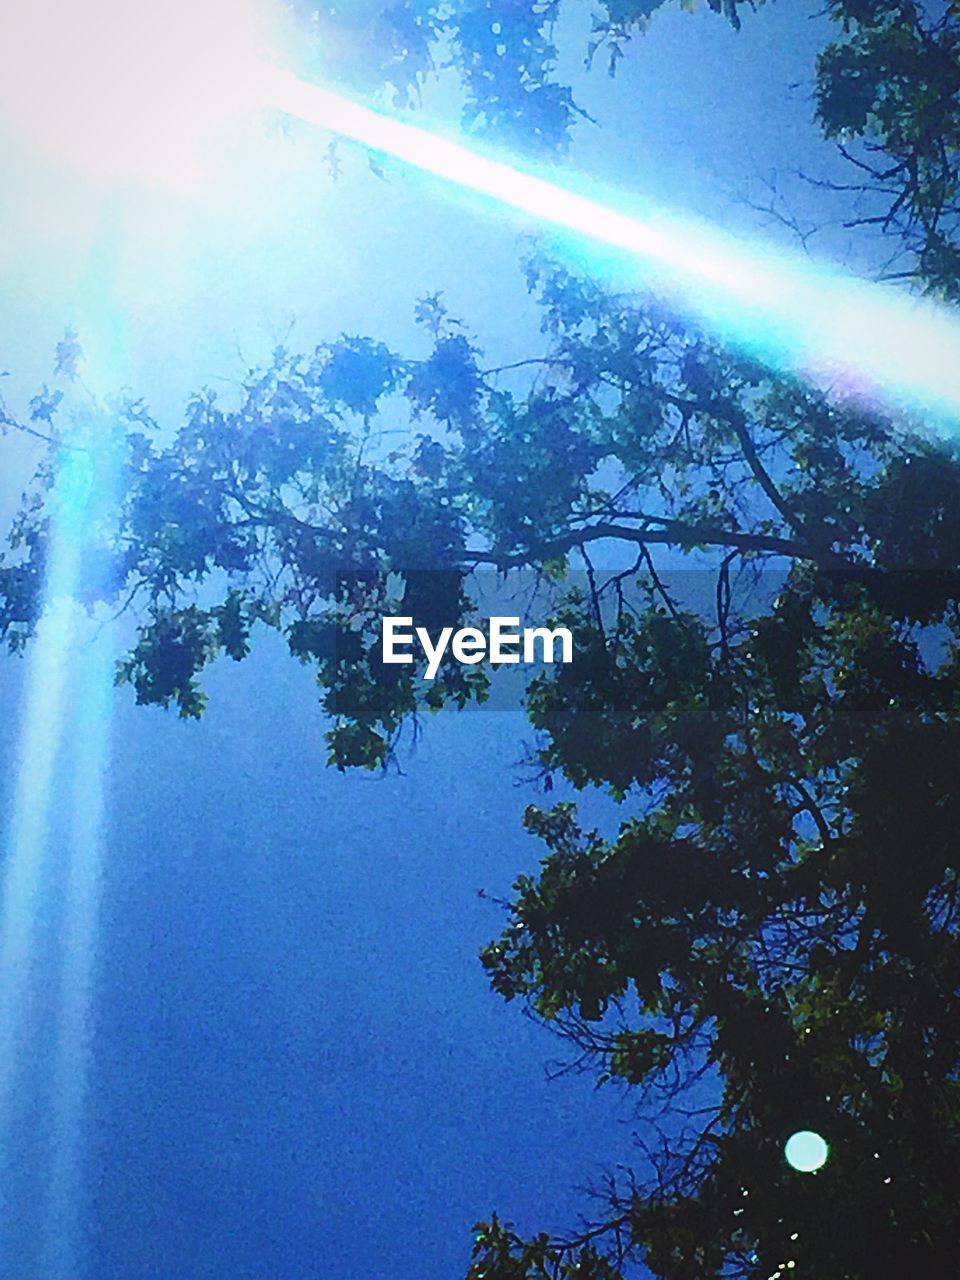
[261,66,960,424]
[41,623,113,1279]
[0,431,116,1274]
[0,584,80,1113]
[0,359,119,1279]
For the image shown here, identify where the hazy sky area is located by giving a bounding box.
[0,4,855,1277]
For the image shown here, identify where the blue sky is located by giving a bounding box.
[0,4,850,1277]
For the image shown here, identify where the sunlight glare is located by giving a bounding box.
[0,0,273,189]
[260,65,960,425]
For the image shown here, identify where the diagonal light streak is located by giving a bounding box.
[260,66,960,425]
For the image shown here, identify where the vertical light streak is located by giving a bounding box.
[0,594,79,1114]
[41,460,119,1280]
[0,433,114,1275]
[0,444,91,1119]
[41,621,113,1279]
[0,223,122,1273]
[0,463,95,1274]
[36,308,124,1280]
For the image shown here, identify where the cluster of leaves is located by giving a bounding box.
[2,262,914,768]
[467,1215,628,1279]
[587,0,761,77]
[817,1,960,295]
[482,550,960,1274]
[294,0,750,151]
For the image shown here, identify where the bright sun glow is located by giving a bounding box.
[4,6,960,421]
[0,0,272,189]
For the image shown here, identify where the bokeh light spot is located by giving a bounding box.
[785,1130,829,1173]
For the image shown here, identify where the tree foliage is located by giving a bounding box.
[295,0,757,152]
[816,1,960,296]
[3,2,960,1277]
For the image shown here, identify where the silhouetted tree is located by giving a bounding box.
[2,2,959,1276]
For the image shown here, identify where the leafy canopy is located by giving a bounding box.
[295,0,757,152]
